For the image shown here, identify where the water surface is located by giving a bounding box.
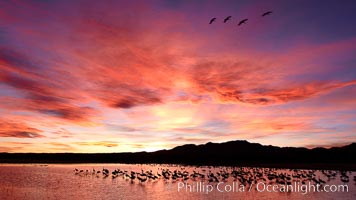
[0,164,355,200]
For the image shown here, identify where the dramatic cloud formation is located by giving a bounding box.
[0,0,355,152]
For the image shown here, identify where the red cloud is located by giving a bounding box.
[0,119,44,138]
[0,48,96,122]
[186,60,356,105]
[215,80,356,105]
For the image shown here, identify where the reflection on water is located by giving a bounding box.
[0,164,355,200]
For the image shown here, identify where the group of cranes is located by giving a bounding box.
[73,165,354,186]
[209,11,272,26]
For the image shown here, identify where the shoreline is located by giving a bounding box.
[1,162,355,171]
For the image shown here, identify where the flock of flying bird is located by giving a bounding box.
[73,165,355,187]
[209,11,273,26]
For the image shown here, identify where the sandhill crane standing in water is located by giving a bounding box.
[223,16,232,23]
[102,168,109,176]
[238,19,248,26]
[209,18,216,24]
[137,175,147,183]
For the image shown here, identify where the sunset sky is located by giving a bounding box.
[0,0,355,153]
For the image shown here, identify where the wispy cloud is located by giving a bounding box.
[74,141,119,148]
[0,119,44,138]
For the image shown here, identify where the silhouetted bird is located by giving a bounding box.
[262,11,272,17]
[209,18,216,24]
[238,19,248,26]
[224,16,232,23]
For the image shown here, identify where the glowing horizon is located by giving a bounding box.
[0,0,355,153]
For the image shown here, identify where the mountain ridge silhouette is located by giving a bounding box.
[1,140,355,170]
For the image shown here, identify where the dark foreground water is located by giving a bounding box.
[0,164,355,200]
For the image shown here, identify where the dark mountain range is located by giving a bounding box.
[1,140,355,170]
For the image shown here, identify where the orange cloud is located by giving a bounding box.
[215,80,356,105]
[74,141,119,148]
[0,119,44,138]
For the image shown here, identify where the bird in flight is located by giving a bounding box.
[262,11,272,17]
[238,18,248,26]
[223,16,232,23]
[209,17,216,24]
